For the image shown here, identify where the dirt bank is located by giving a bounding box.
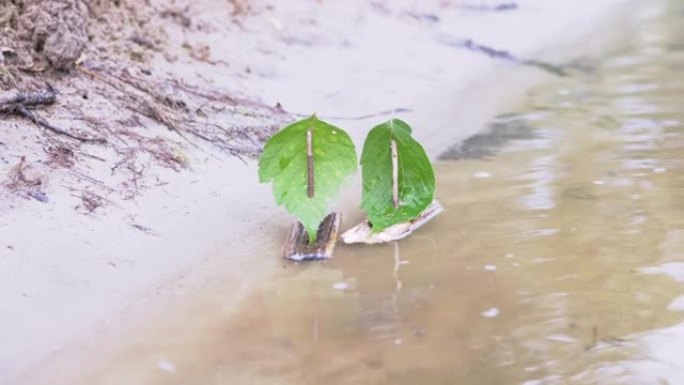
[1,0,287,206]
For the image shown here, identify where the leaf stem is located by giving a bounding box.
[391,138,399,208]
[307,128,314,198]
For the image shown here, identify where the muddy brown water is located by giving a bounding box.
[73,3,684,385]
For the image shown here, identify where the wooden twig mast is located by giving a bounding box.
[307,129,314,198]
[391,139,399,208]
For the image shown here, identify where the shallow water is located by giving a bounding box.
[78,2,684,384]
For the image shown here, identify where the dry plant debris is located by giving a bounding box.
[0,0,289,208]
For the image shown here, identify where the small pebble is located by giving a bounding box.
[394,338,403,345]
[157,360,177,373]
[653,167,667,173]
[592,180,605,185]
[332,282,349,291]
[28,190,49,203]
[484,264,497,271]
[473,171,491,179]
[482,308,499,318]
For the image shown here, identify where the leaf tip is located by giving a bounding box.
[306,226,318,245]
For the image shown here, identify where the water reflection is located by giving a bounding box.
[438,114,540,161]
[62,1,684,384]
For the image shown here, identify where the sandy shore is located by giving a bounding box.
[0,0,643,383]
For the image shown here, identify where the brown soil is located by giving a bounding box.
[0,0,288,205]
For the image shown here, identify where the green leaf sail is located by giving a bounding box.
[360,119,435,233]
[259,116,357,243]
